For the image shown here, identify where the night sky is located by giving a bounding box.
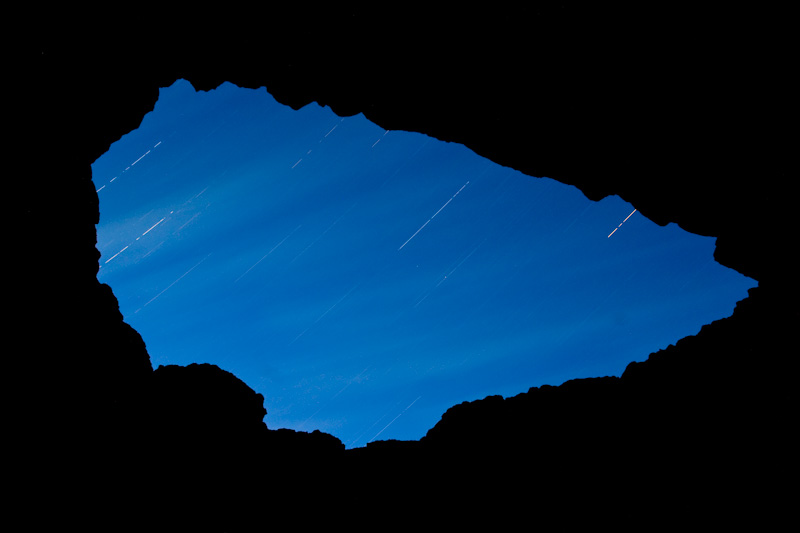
[93,79,756,448]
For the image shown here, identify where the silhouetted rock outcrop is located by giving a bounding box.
[145,363,269,465]
[14,6,796,530]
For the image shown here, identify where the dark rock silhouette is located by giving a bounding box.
[13,5,796,530]
[149,363,268,440]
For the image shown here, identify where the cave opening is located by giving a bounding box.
[92,79,757,448]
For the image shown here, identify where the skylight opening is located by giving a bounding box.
[93,79,757,448]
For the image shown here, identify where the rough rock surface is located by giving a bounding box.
[13,6,796,529]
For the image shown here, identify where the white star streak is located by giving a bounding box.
[99,211,175,270]
[397,220,430,251]
[190,185,210,201]
[371,130,389,148]
[141,240,165,260]
[293,120,345,168]
[430,197,453,219]
[607,208,637,238]
[140,216,166,237]
[177,212,201,232]
[398,181,469,251]
[130,150,150,166]
[104,245,129,264]
[368,396,422,443]
[234,225,302,283]
[289,204,357,264]
[95,141,161,192]
[289,284,360,345]
[135,253,212,312]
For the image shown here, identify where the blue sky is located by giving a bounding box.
[93,79,756,448]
